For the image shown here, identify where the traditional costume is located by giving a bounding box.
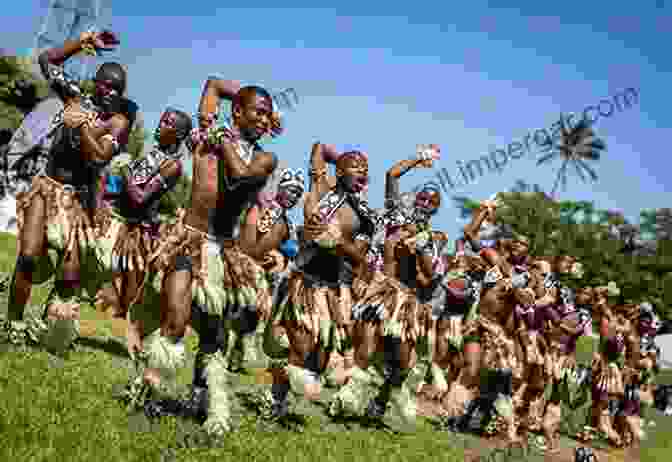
[4,56,134,351]
[272,182,376,406]
[167,125,273,435]
[96,110,191,308]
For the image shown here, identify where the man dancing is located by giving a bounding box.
[2,31,132,351]
[95,107,192,356]
[267,143,376,419]
[131,78,278,436]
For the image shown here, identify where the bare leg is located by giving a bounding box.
[329,321,383,418]
[427,320,452,398]
[8,194,46,322]
[142,267,191,390]
[285,323,325,401]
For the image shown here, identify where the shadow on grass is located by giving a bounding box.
[78,336,129,359]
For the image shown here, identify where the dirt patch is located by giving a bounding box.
[415,385,640,462]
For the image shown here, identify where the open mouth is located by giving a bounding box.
[352,176,368,191]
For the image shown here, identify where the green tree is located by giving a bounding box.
[459,191,672,319]
[0,56,48,130]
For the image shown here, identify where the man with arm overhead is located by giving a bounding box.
[126,78,279,437]
[2,30,132,352]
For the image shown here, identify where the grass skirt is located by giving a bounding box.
[149,218,268,320]
[593,359,624,399]
[95,207,157,274]
[272,271,353,351]
[17,175,95,260]
[351,274,421,344]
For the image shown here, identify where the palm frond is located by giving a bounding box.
[565,118,593,144]
[572,160,587,183]
[576,159,598,181]
[551,160,569,195]
[536,151,558,165]
[561,165,568,190]
[577,136,606,151]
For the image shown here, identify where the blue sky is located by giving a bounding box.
[3,1,671,241]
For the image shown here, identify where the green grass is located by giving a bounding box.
[0,231,670,461]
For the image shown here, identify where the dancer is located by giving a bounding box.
[430,199,502,401]
[238,167,305,369]
[95,108,192,356]
[613,302,660,445]
[463,233,534,443]
[591,285,627,446]
[268,142,376,419]
[2,30,132,351]
[131,79,278,436]
[328,146,440,426]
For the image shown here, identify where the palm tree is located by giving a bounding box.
[536,113,606,196]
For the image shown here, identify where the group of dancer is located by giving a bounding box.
[1,30,666,450]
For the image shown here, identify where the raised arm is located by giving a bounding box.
[309,142,337,197]
[39,31,119,103]
[197,77,242,127]
[385,145,438,209]
[38,39,86,104]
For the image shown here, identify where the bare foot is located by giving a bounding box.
[304,382,322,401]
[333,367,353,386]
[143,368,161,387]
[126,322,143,358]
[441,382,475,417]
[46,302,81,321]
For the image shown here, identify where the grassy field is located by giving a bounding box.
[0,232,670,462]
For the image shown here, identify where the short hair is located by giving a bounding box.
[163,108,193,140]
[95,62,127,93]
[233,85,273,109]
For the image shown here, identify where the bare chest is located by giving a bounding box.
[191,155,219,205]
[332,204,359,239]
